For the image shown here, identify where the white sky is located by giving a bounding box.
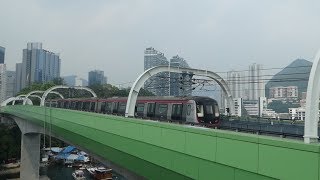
[1,0,320,85]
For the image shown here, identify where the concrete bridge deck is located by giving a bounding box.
[2,105,320,180]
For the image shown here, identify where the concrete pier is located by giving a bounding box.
[20,133,41,180]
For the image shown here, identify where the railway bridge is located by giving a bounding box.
[1,50,320,180]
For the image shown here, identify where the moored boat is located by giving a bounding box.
[72,170,86,180]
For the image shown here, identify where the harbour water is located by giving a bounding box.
[40,164,126,180]
[0,164,126,180]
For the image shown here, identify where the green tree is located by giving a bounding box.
[89,84,154,98]
[267,100,300,113]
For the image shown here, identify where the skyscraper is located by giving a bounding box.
[6,71,16,98]
[15,63,22,94]
[227,71,244,99]
[144,47,169,96]
[63,75,88,86]
[169,55,192,96]
[248,63,265,100]
[0,64,7,103]
[88,70,107,86]
[16,43,61,92]
[0,46,4,64]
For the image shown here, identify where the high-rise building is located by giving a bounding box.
[6,71,16,98]
[15,63,22,94]
[144,47,169,96]
[0,64,7,103]
[269,86,298,99]
[248,64,265,100]
[63,75,88,86]
[0,46,4,64]
[16,43,61,92]
[169,55,192,96]
[88,70,107,86]
[227,71,244,99]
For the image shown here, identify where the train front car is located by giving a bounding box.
[192,97,220,126]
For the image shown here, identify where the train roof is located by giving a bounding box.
[50,96,218,103]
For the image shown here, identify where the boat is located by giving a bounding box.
[1,158,20,169]
[72,170,86,180]
[87,166,112,180]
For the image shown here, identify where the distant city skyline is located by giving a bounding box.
[16,42,61,92]
[1,1,320,85]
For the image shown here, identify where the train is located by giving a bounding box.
[46,96,220,125]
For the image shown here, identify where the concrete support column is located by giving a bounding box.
[20,133,40,180]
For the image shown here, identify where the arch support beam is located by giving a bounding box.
[1,96,33,106]
[125,66,234,117]
[40,85,97,106]
[304,49,320,143]
[23,90,64,105]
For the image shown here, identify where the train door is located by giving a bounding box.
[90,102,96,112]
[147,103,156,119]
[171,104,183,121]
[155,104,168,120]
[106,102,112,114]
[136,103,145,117]
[118,102,126,115]
[112,102,119,114]
[100,102,106,113]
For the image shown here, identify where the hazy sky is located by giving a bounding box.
[1,0,320,85]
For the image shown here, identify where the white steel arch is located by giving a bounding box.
[23,90,64,105]
[304,49,320,143]
[40,85,97,106]
[125,66,234,117]
[1,96,33,106]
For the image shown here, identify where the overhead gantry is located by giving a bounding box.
[40,85,97,106]
[304,49,320,143]
[125,65,234,117]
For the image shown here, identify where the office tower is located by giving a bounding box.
[0,64,7,103]
[0,46,4,64]
[17,43,61,92]
[63,75,88,86]
[88,70,107,86]
[169,55,192,96]
[248,63,265,100]
[227,71,244,99]
[6,71,16,98]
[144,47,169,96]
[15,63,22,93]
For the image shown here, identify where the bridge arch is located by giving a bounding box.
[1,96,33,106]
[23,90,64,105]
[125,65,234,117]
[304,49,320,143]
[40,85,97,106]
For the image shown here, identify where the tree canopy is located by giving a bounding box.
[89,84,154,98]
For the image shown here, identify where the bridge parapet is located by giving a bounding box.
[2,106,320,180]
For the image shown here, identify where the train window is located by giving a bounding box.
[118,102,126,114]
[90,102,96,112]
[85,102,90,111]
[214,105,219,117]
[137,103,144,112]
[147,103,155,117]
[57,102,61,108]
[196,105,204,117]
[158,104,168,115]
[101,102,106,113]
[106,102,112,113]
[205,105,214,114]
[171,104,182,120]
[71,102,76,109]
[76,102,81,110]
[113,102,119,113]
[187,104,191,116]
